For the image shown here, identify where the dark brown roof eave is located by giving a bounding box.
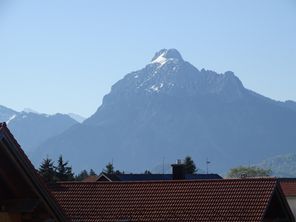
[0,122,69,222]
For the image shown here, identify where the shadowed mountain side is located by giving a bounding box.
[282,100,296,112]
[34,92,296,173]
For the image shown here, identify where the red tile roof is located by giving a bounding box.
[280,179,296,196]
[50,178,278,222]
[82,175,100,182]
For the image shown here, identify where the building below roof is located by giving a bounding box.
[280,178,296,219]
[84,172,223,182]
[85,160,223,182]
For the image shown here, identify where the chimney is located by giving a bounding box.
[171,159,186,180]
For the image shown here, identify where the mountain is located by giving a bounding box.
[282,100,296,112]
[33,49,296,173]
[257,153,296,177]
[67,113,86,123]
[0,105,79,153]
[23,108,40,114]
[0,105,18,122]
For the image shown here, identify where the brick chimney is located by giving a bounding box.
[171,159,186,180]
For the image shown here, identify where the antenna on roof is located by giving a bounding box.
[162,156,165,179]
[206,158,211,174]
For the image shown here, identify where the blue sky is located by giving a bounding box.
[0,0,295,117]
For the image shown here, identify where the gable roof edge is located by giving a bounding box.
[97,172,113,182]
[0,123,68,221]
[261,180,295,222]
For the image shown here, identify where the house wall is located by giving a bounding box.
[287,196,296,219]
[0,213,21,222]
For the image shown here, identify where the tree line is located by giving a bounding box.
[38,155,272,184]
[38,155,97,183]
[38,155,198,183]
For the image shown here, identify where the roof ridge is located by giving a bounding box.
[106,173,220,175]
[56,177,277,185]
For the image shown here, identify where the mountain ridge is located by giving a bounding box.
[29,49,296,173]
[0,105,79,153]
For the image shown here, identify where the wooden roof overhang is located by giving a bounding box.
[0,123,68,221]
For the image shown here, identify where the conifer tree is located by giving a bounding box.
[184,156,197,174]
[56,155,74,181]
[39,157,56,184]
[75,170,89,181]
[89,169,97,176]
[104,162,114,174]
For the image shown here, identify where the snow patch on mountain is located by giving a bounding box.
[68,113,86,123]
[6,114,16,125]
[149,83,164,92]
[150,49,184,69]
[150,52,170,67]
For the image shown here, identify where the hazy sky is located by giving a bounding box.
[1,0,295,117]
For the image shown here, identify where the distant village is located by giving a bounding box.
[0,122,295,221]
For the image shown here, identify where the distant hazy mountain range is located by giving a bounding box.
[23,48,296,174]
[0,106,79,153]
[258,153,296,177]
[0,105,18,122]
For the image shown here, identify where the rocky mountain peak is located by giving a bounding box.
[150,48,183,66]
[108,49,245,100]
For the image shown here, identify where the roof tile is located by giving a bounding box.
[50,178,277,222]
